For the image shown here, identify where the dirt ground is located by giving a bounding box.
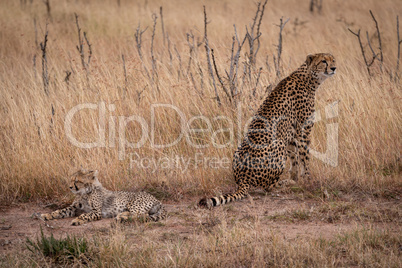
[1,192,400,255]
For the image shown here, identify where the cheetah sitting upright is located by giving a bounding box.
[199,53,336,209]
[41,169,166,225]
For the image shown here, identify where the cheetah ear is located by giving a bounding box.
[306,54,314,66]
[85,170,99,181]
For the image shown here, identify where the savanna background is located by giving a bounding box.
[0,0,401,266]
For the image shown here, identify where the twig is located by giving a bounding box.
[253,67,262,97]
[122,54,128,97]
[211,48,232,102]
[75,13,86,71]
[395,16,402,76]
[203,6,220,106]
[64,70,71,84]
[151,13,158,82]
[160,6,166,45]
[369,10,383,71]
[186,31,195,75]
[43,0,51,19]
[226,25,248,102]
[166,32,173,69]
[134,23,152,83]
[33,54,37,79]
[348,28,375,76]
[274,17,290,78]
[254,0,268,61]
[366,31,379,63]
[310,0,323,14]
[40,25,49,96]
[50,104,55,131]
[83,32,92,66]
[33,17,38,48]
[134,23,148,62]
[174,44,182,80]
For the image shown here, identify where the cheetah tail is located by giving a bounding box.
[198,187,249,209]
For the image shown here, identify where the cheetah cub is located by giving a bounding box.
[41,169,166,226]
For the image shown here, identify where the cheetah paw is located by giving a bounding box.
[71,218,85,226]
[40,213,53,221]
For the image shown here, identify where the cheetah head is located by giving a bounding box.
[69,169,102,195]
[305,53,336,82]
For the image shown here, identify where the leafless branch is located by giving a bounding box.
[211,49,232,102]
[203,6,220,106]
[246,0,267,68]
[40,25,49,96]
[274,17,290,78]
[348,28,375,76]
[134,23,148,62]
[166,33,173,69]
[255,0,268,59]
[366,31,378,64]
[64,70,72,84]
[226,25,248,101]
[43,0,51,19]
[33,18,38,48]
[160,6,166,45]
[33,54,37,78]
[122,54,127,97]
[75,13,86,71]
[151,13,158,82]
[174,44,182,80]
[83,32,92,66]
[253,67,262,97]
[186,31,195,75]
[397,16,402,74]
[310,0,323,14]
[369,10,383,71]
[134,23,152,82]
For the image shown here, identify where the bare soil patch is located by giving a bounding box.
[1,193,400,255]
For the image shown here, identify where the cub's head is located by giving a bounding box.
[69,169,102,195]
[305,53,336,82]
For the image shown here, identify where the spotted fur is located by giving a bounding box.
[199,53,336,209]
[41,169,166,225]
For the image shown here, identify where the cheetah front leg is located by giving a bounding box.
[71,210,102,226]
[287,139,299,181]
[41,203,78,221]
[71,198,102,226]
[297,122,313,180]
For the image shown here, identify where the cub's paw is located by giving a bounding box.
[71,218,85,226]
[115,211,131,223]
[41,213,54,221]
[277,179,297,188]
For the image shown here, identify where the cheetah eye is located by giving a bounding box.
[321,60,327,64]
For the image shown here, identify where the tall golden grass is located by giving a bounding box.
[0,0,401,203]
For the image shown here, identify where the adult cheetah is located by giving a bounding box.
[199,53,336,209]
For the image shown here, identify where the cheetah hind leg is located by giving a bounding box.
[287,140,299,182]
[114,204,166,223]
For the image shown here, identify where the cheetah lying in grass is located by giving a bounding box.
[41,169,166,225]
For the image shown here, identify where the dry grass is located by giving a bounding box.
[1,222,400,267]
[0,0,400,203]
[0,0,401,265]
